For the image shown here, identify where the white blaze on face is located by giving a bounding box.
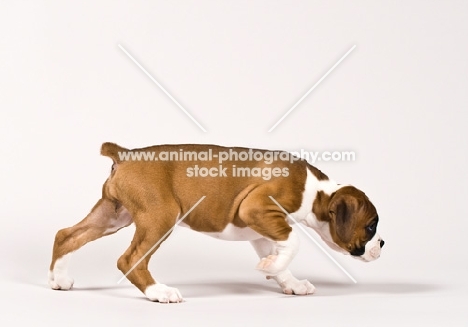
[361,233,382,262]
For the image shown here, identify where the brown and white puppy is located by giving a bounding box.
[49,143,384,303]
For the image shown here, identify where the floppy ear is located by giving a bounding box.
[329,196,355,243]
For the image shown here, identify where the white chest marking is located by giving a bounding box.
[290,167,348,254]
[179,222,262,241]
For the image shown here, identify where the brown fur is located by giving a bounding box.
[50,143,332,294]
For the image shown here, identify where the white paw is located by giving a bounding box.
[279,278,315,295]
[49,253,74,290]
[48,270,74,290]
[145,284,183,303]
[256,255,282,275]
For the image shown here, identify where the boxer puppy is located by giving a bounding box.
[49,143,384,303]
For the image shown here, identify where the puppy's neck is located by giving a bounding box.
[297,169,344,230]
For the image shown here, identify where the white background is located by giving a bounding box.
[1,1,467,326]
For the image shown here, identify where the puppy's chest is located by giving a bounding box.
[179,222,262,241]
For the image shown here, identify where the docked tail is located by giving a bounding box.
[101,142,129,164]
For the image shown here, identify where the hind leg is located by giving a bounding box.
[117,205,183,303]
[49,198,132,290]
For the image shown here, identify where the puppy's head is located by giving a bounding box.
[327,186,384,262]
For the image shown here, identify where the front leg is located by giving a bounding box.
[250,237,315,295]
[269,270,315,295]
[255,231,299,276]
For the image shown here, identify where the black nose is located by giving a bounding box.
[380,240,385,248]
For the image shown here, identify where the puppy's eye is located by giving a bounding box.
[366,222,376,232]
